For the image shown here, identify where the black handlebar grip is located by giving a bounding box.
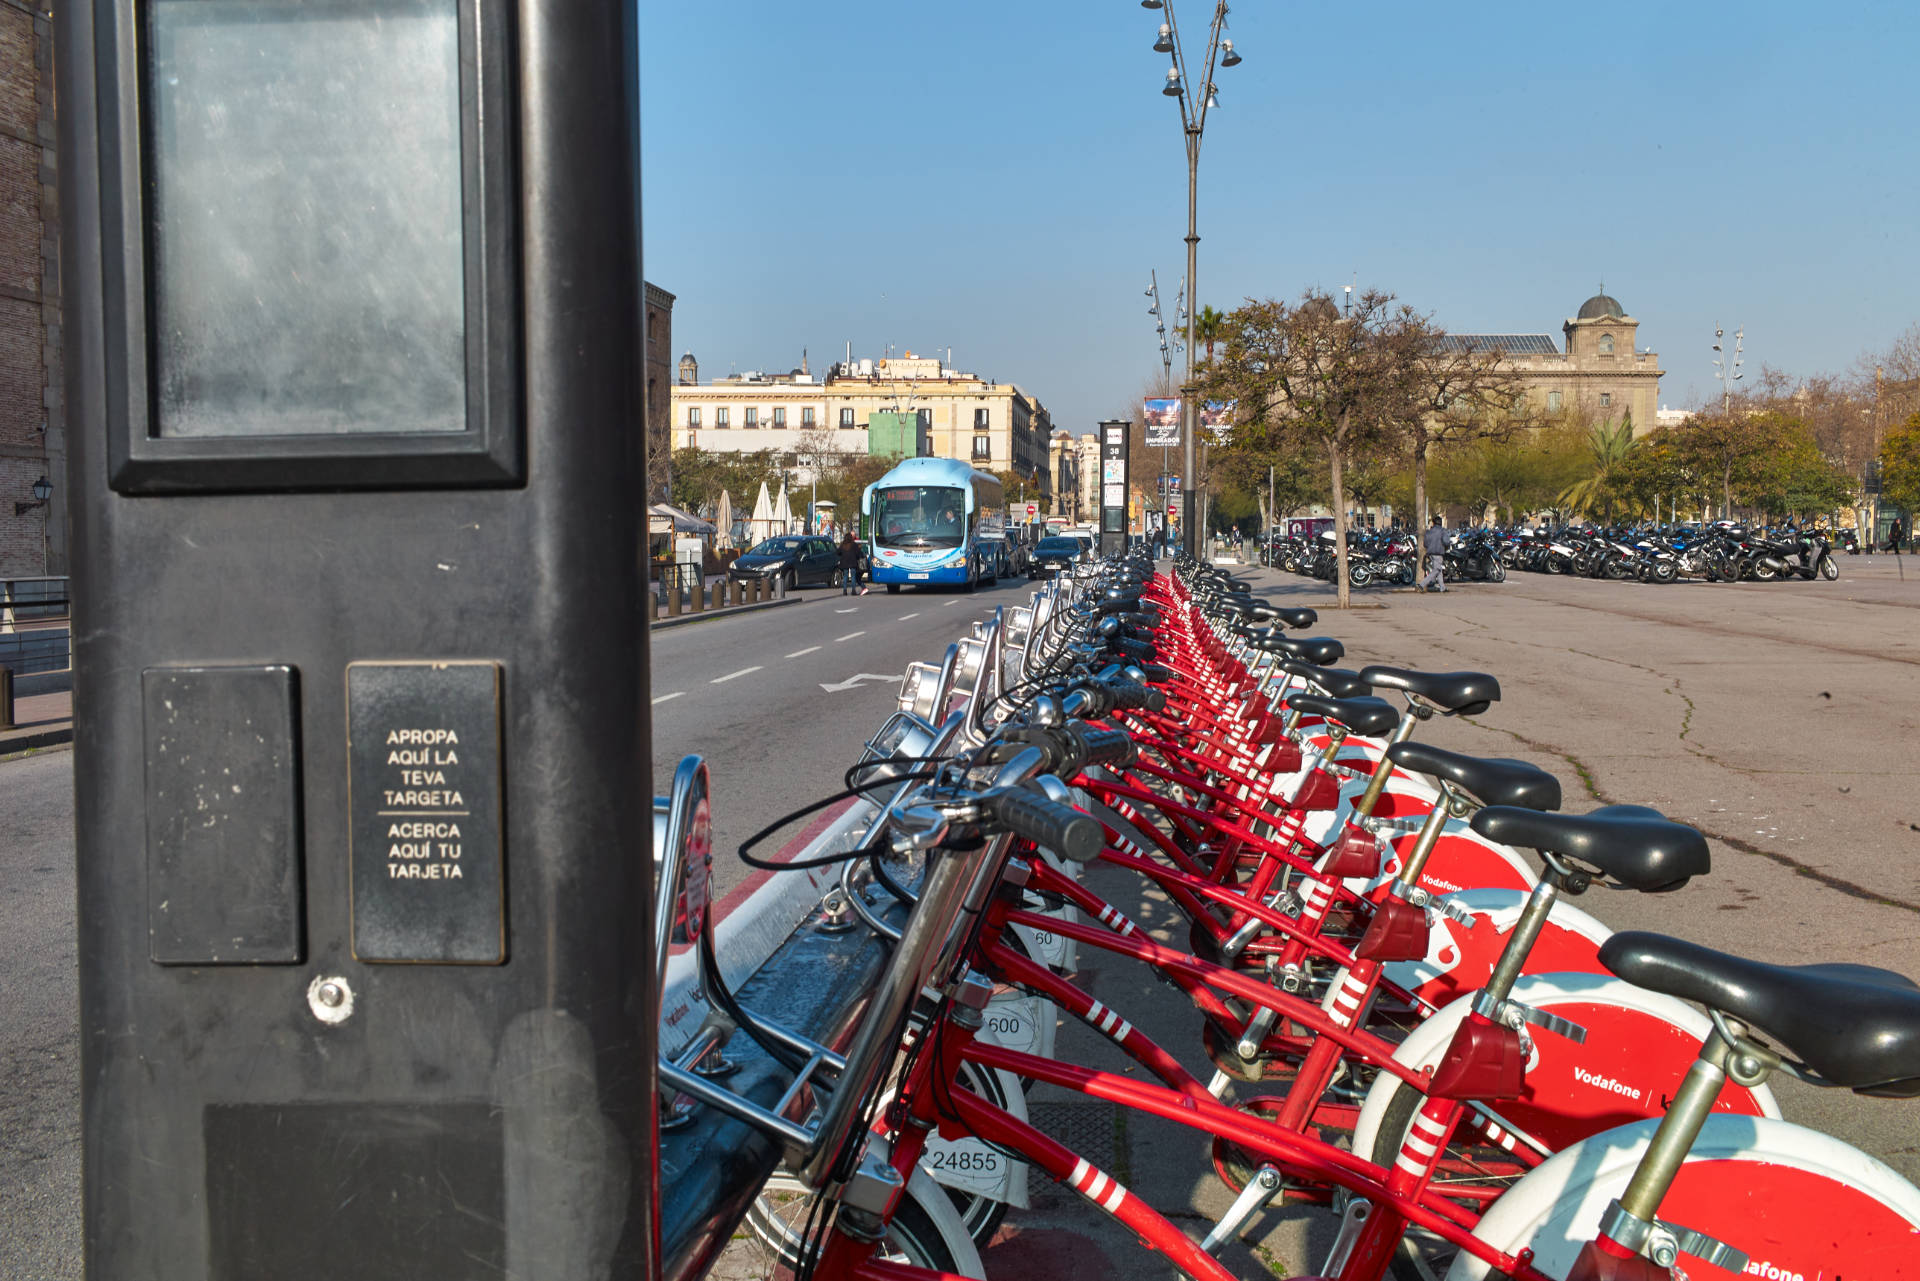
[1096,594,1142,615]
[986,788,1104,863]
[1111,636,1158,663]
[1102,679,1166,715]
[1078,728,1139,769]
[1136,663,1174,685]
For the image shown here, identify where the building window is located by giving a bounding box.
[714,407,729,427]
[1599,393,1613,408]
[839,407,855,428]
[801,407,815,427]
[772,407,786,428]
[972,435,991,461]
[1599,333,1615,354]
[687,407,701,428]
[744,408,758,427]
[973,408,990,429]
[1547,391,1563,412]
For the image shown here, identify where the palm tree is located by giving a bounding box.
[1196,305,1225,364]
[1558,412,1638,521]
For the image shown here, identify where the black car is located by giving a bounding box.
[1027,535,1085,578]
[727,536,841,588]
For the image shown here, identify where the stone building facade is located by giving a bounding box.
[1447,291,1663,435]
[669,353,1054,494]
[0,0,58,577]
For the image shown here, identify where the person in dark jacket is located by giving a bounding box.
[837,532,865,595]
[1420,516,1449,592]
[1889,516,1906,555]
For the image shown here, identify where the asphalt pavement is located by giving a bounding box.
[650,576,1037,897]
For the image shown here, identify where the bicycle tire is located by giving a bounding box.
[746,1171,969,1274]
[1445,1115,1920,1281]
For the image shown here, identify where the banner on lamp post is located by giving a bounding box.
[1143,398,1180,449]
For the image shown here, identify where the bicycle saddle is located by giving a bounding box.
[1386,742,1560,811]
[1598,932,1920,1097]
[1358,666,1500,716]
[1284,694,1400,738]
[1471,804,1707,892]
[1277,661,1372,701]
[1267,635,1345,666]
[1246,601,1318,629]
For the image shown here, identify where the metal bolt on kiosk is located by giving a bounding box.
[61,2,657,1276]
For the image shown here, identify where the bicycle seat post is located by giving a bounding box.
[1349,710,1423,822]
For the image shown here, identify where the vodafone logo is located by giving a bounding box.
[1744,1264,1804,1281]
[1572,1066,1642,1101]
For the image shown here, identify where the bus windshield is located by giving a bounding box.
[873,485,967,549]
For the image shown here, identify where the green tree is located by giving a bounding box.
[1736,416,1855,516]
[1558,413,1641,521]
[666,447,789,516]
[1881,412,1920,516]
[1195,305,1226,364]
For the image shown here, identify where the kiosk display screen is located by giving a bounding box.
[144,1,467,438]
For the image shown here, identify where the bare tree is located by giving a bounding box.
[1201,289,1414,608]
[1386,321,1531,578]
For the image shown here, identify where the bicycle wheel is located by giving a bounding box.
[745,1172,969,1274]
[1446,1115,1920,1281]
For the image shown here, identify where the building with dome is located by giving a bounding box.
[1442,289,1663,435]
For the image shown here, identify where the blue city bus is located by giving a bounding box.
[861,456,1006,591]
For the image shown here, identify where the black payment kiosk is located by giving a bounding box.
[60,3,657,1276]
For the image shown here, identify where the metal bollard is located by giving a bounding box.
[688,576,702,612]
[729,580,743,607]
[0,664,12,731]
[647,594,658,622]
[667,584,681,616]
[710,582,723,610]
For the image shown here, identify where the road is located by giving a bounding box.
[0,747,80,1281]
[650,577,1038,897]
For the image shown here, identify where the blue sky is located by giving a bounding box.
[640,2,1920,434]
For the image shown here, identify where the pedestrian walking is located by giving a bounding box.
[1420,515,1449,593]
[837,531,864,595]
[1889,516,1906,555]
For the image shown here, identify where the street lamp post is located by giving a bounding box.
[1144,0,1240,558]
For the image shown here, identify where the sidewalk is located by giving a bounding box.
[1,687,71,754]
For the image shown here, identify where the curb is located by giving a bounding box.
[0,723,72,757]
[650,594,801,631]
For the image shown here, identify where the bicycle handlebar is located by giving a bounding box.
[983,787,1103,863]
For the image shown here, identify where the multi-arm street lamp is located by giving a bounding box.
[1142,0,1241,557]
[1713,324,1744,414]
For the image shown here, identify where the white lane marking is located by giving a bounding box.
[836,631,866,642]
[820,673,899,693]
[785,646,821,658]
[836,607,859,614]
[651,692,684,705]
[710,666,762,684]
[899,613,920,620]
[944,600,961,607]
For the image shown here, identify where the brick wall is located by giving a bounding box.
[0,0,54,577]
